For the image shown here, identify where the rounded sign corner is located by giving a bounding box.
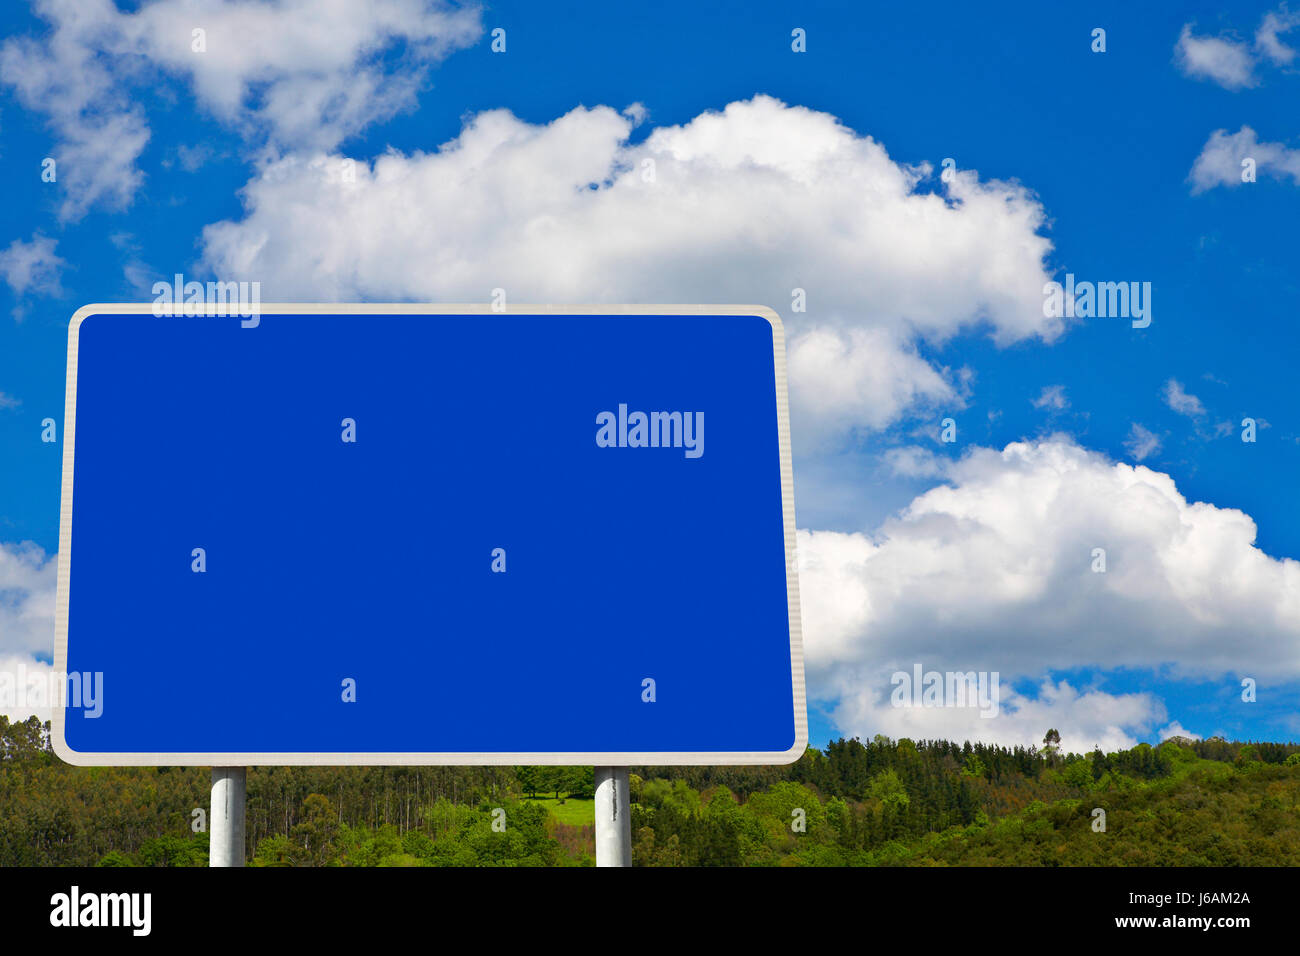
[51,728,91,767]
[784,734,810,764]
[744,305,784,336]
[69,304,107,334]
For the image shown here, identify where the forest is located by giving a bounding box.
[1,715,1297,866]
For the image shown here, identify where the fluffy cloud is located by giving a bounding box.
[0,234,66,317]
[200,96,1057,438]
[1158,721,1202,742]
[0,542,59,721]
[1189,126,1300,192]
[787,327,958,440]
[834,675,1166,754]
[796,439,1300,744]
[1175,7,1300,90]
[0,234,64,296]
[0,1,150,218]
[1175,24,1258,89]
[127,0,481,148]
[1256,5,1300,64]
[0,541,57,657]
[0,0,481,219]
[882,445,948,479]
[0,655,61,722]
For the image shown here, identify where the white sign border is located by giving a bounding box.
[53,303,807,766]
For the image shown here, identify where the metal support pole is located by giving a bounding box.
[210,767,246,867]
[594,767,631,867]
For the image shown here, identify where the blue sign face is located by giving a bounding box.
[53,305,806,765]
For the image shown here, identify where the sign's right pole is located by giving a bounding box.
[210,767,247,867]
[594,767,631,867]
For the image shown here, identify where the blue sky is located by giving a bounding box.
[1,0,1297,753]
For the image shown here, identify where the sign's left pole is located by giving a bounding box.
[210,767,247,867]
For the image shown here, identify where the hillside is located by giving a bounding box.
[2,716,1297,866]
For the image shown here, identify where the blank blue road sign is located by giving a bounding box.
[53,305,806,765]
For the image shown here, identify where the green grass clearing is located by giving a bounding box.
[525,796,595,826]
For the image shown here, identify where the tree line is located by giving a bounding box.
[2,715,1297,866]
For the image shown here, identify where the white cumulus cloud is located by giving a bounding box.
[199,96,1058,439]
[1158,721,1202,742]
[0,542,57,661]
[835,676,1167,754]
[128,0,481,149]
[795,438,1300,745]
[0,655,61,723]
[0,543,59,722]
[0,0,482,219]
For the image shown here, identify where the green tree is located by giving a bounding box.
[291,794,340,866]
[868,769,910,812]
[1042,728,1062,766]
